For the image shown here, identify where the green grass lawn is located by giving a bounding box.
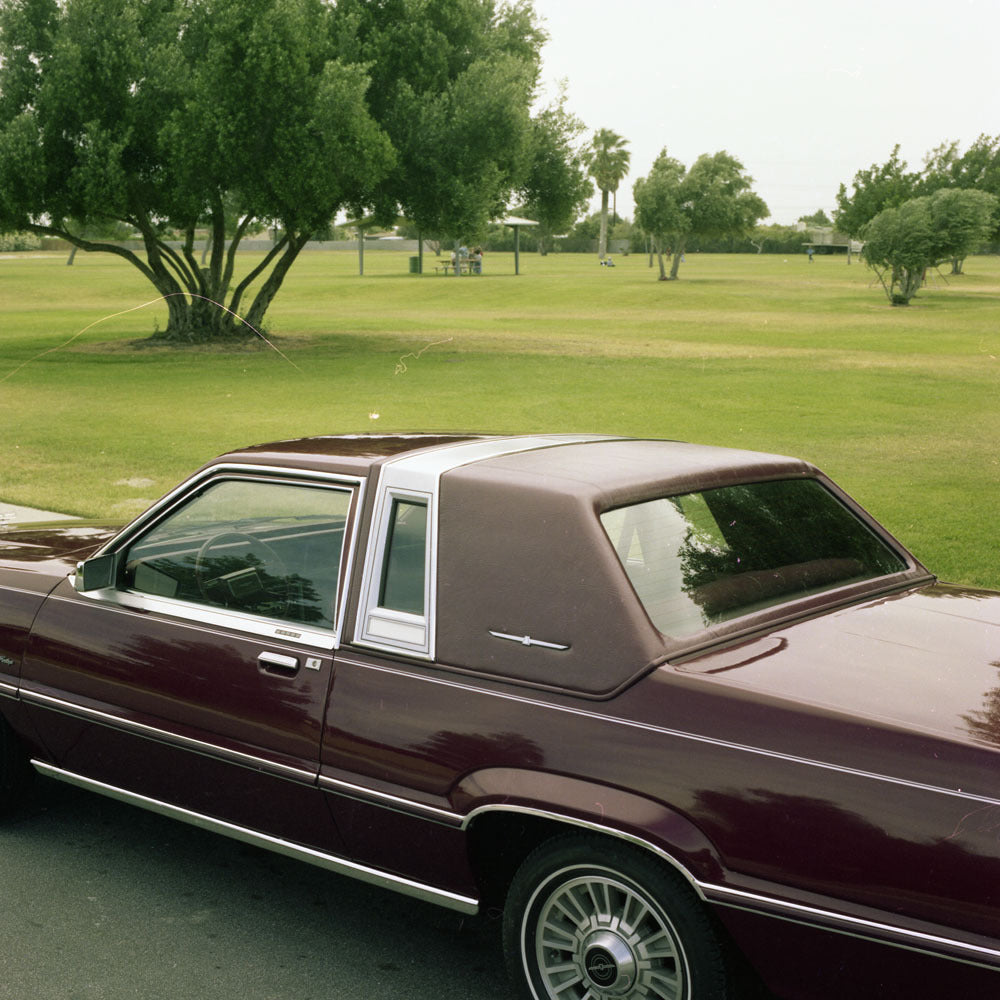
[2,247,998,588]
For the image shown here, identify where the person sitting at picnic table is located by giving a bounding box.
[471,247,483,274]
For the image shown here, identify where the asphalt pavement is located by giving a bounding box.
[0,778,513,1000]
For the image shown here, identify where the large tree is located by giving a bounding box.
[0,0,395,340]
[862,188,997,305]
[633,150,768,279]
[834,145,919,240]
[920,134,1000,269]
[632,149,685,279]
[585,128,630,259]
[516,85,593,253]
[333,0,546,246]
[0,0,547,340]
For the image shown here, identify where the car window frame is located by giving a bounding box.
[72,465,364,652]
[355,486,435,658]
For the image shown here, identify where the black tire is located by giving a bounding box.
[503,835,735,1000]
[0,716,31,818]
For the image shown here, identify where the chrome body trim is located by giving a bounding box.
[31,760,479,915]
[0,582,50,598]
[461,802,708,895]
[327,794,1000,969]
[0,679,18,699]
[336,656,1000,808]
[319,774,463,825]
[21,689,316,784]
[703,884,1000,967]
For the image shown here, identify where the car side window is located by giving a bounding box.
[122,479,352,629]
[379,499,428,615]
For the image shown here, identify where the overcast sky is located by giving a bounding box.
[529,0,1000,224]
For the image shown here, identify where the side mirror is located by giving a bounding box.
[74,553,118,592]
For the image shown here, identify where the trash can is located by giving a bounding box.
[409,256,421,274]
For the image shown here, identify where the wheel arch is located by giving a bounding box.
[457,767,725,908]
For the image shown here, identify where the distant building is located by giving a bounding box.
[796,223,863,261]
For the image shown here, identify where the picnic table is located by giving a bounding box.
[435,259,481,275]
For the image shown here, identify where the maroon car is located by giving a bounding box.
[1,434,998,1000]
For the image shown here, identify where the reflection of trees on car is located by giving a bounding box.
[671,480,905,618]
[962,668,1000,747]
[195,550,323,624]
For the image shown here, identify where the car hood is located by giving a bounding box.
[0,521,122,589]
[677,583,1000,751]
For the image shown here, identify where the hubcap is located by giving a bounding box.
[530,868,687,999]
[582,931,637,994]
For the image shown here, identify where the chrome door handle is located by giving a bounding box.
[258,651,299,675]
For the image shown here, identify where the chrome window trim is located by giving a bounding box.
[21,688,317,784]
[47,589,339,652]
[89,465,365,554]
[352,435,613,660]
[356,487,434,658]
[79,590,338,652]
[336,656,1000,808]
[31,760,479,916]
[74,467,364,651]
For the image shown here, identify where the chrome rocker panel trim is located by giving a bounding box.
[704,884,1000,971]
[31,760,479,916]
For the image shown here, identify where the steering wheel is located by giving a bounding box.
[194,530,290,616]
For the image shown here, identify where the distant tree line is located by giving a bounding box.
[3,0,995,322]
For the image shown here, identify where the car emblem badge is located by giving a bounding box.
[488,630,570,651]
[585,949,619,988]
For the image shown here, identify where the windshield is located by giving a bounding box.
[601,478,907,637]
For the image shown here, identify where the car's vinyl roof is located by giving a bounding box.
[213,434,816,499]
[449,439,817,506]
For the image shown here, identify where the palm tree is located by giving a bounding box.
[585,129,631,259]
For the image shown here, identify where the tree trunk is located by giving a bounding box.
[888,265,924,305]
[243,233,310,332]
[31,215,304,343]
[655,238,666,280]
[951,256,964,274]
[668,237,686,279]
[598,189,609,259]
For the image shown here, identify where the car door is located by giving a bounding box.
[20,472,360,853]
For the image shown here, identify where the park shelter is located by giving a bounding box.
[499,216,539,275]
[344,214,540,275]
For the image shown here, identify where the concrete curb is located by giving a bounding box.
[0,502,79,526]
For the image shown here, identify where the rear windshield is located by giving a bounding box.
[600,478,906,637]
